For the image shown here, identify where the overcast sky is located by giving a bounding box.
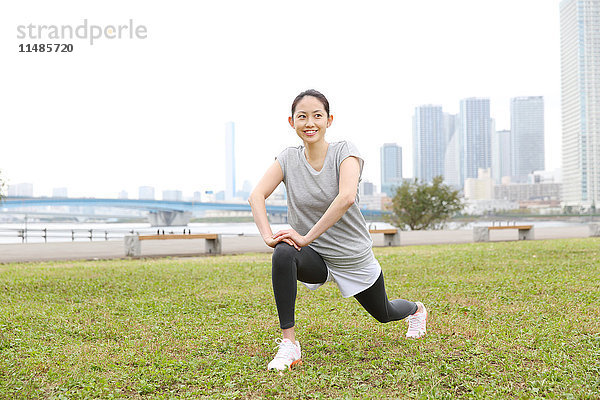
[1,0,562,199]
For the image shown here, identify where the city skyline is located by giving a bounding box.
[1,1,563,198]
[5,93,553,200]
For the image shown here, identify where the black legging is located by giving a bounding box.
[272,242,418,329]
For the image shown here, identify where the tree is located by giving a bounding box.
[388,176,463,230]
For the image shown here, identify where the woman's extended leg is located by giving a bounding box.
[354,272,418,322]
[354,271,427,338]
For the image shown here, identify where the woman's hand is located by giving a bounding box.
[271,229,309,250]
[262,234,299,250]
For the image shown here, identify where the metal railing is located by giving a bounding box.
[0,227,258,244]
[0,228,137,243]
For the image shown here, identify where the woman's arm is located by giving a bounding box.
[248,161,297,249]
[272,156,361,248]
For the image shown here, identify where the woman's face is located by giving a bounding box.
[288,96,333,145]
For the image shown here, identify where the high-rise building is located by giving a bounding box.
[380,143,402,197]
[492,130,511,184]
[444,132,461,188]
[225,122,236,201]
[413,105,445,182]
[443,113,458,151]
[510,96,545,182]
[138,186,155,200]
[460,98,492,182]
[560,0,600,207]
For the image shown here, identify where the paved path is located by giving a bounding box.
[0,226,594,264]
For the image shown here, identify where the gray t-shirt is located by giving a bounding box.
[276,141,381,297]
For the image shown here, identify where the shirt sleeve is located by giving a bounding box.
[338,141,364,179]
[275,148,288,182]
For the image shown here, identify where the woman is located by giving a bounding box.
[248,89,427,371]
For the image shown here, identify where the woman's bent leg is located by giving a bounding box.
[354,272,418,323]
[272,242,328,329]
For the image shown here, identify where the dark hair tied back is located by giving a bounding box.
[291,89,330,117]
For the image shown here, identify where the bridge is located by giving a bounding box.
[1,197,386,225]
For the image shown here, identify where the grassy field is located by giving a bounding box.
[1,239,599,399]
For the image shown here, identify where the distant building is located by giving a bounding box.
[225,122,236,201]
[460,98,492,181]
[380,143,402,197]
[560,0,600,208]
[138,186,155,200]
[528,169,562,184]
[236,180,253,200]
[7,183,33,197]
[360,180,375,196]
[494,182,562,203]
[443,113,458,152]
[413,105,445,182]
[444,127,462,188]
[511,96,545,182]
[360,193,387,210]
[162,190,183,201]
[118,190,128,200]
[464,168,493,200]
[52,187,68,198]
[492,130,511,184]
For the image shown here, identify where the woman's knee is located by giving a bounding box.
[272,242,297,270]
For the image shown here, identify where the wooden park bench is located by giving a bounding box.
[123,227,402,257]
[124,233,221,256]
[369,228,400,246]
[473,224,534,242]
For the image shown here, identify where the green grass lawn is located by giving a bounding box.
[1,239,599,399]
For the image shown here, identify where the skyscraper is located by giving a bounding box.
[460,98,492,182]
[560,0,600,207]
[443,113,458,154]
[225,122,236,201]
[413,105,445,182]
[442,113,460,186]
[510,96,545,182]
[444,131,461,188]
[492,130,511,184]
[380,143,402,197]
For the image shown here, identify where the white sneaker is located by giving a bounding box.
[267,338,302,371]
[406,302,427,339]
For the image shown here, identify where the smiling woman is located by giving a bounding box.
[247,89,428,372]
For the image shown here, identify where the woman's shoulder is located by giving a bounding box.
[329,140,361,155]
[276,145,304,163]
